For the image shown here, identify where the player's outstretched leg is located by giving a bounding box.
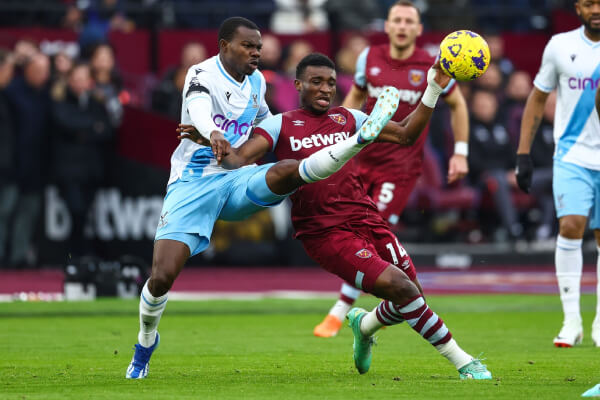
[357,86,400,143]
[554,235,583,347]
[314,283,360,337]
[298,87,399,184]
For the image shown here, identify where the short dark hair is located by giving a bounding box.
[389,0,421,21]
[218,17,259,43]
[296,53,335,79]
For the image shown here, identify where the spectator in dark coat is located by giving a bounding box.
[0,48,17,266]
[468,89,523,241]
[4,52,52,267]
[51,62,116,258]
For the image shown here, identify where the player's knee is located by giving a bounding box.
[559,217,585,239]
[375,266,419,304]
[266,159,303,192]
[148,261,179,295]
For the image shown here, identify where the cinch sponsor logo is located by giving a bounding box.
[290,131,351,151]
[568,77,600,90]
[368,84,422,105]
[213,114,253,136]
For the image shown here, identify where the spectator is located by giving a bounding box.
[335,34,369,98]
[152,42,207,120]
[270,0,329,34]
[0,49,16,267]
[529,90,557,241]
[89,43,123,127]
[275,40,314,111]
[258,34,283,72]
[4,53,52,267]
[474,62,503,93]
[50,62,116,259]
[467,90,523,241]
[50,50,76,100]
[79,0,135,52]
[12,39,39,73]
[325,0,383,32]
[503,70,533,143]
[484,33,515,78]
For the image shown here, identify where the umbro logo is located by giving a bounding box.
[570,54,576,62]
[226,91,232,101]
[292,120,304,126]
[195,68,204,74]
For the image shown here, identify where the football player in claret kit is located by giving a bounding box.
[515,0,600,350]
[314,0,471,338]
[179,53,492,379]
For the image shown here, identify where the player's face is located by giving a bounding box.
[385,5,422,51]
[220,26,262,80]
[576,0,600,35]
[295,66,337,114]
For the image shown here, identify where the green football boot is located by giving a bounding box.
[347,307,375,374]
[458,358,492,380]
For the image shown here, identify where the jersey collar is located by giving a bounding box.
[216,56,248,88]
[579,26,600,48]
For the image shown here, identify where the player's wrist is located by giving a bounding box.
[454,141,468,157]
[421,84,442,108]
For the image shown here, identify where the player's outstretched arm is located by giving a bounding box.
[177,124,270,169]
[515,87,549,193]
[377,64,450,146]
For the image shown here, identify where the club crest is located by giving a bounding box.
[409,69,425,86]
[355,248,372,259]
[329,113,347,125]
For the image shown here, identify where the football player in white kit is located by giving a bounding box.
[516,0,600,349]
[124,17,420,379]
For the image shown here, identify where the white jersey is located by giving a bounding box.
[533,26,600,170]
[167,55,270,185]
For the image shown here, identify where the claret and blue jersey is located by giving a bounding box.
[167,55,270,185]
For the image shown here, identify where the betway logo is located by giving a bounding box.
[290,131,351,151]
[568,77,600,90]
[368,84,422,105]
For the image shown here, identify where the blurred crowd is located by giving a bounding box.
[0,1,575,267]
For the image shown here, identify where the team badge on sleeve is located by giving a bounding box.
[355,248,372,259]
[329,113,347,125]
[408,69,425,86]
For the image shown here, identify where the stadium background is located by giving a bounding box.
[0,0,597,295]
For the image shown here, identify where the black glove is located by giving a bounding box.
[515,154,533,193]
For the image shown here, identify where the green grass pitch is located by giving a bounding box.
[1,294,599,399]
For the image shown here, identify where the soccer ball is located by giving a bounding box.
[438,30,490,81]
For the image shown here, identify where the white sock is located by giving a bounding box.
[340,282,360,301]
[435,338,473,370]
[138,280,168,347]
[595,246,600,325]
[329,300,353,321]
[298,135,366,183]
[360,307,384,337]
[555,235,583,323]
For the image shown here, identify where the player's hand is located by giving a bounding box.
[209,131,231,164]
[447,154,468,184]
[177,124,210,146]
[515,153,533,193]
[430,61,451,90]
